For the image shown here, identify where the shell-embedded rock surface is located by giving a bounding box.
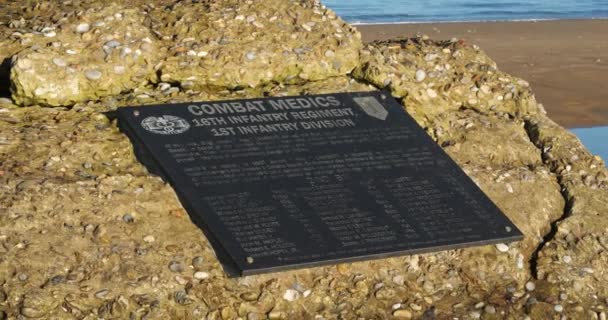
[0,1,607,319]
[352,38,542,128]
[153,0,362,90]
[9,4,161,106]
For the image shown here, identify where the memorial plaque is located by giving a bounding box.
[117,91,523,276]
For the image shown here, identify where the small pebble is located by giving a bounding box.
[480,85,491,94]
[50,275,64,285]
[174,290,191,305]
[525,281,536,291]
[114,65,126,74]
[42,30,56,37]
[193,271,209,280]
[554,304,563,313]
[105,40,121,48]
[95,289,109,299]
[301,23,312,32]
[324,50,335,58]
[426,88,437,98]
[415,69,426,82]
[76,23,90,33]
[85,70,102,81]
[562,255,572,264]
[18,273,28,281]
[484,305,496,314]
[158,82,171,91]
[164,87,180,95]
[495,243,509,252]
[517,254,525,269]
[143,235,155,243]
[169,261,184,273]
[245,51,256,61]
[122,214,134,223]
[392,275,404,285]
[283,289,300,302]
[52,58,67,67]
[393,309,412,319]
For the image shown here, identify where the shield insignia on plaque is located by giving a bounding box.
[353,96,389,120]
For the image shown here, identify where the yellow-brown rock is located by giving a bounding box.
[0,1,606,319]
[154,0,361,90]
[10,4,161,106]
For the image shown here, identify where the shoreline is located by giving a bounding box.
[357,19,608,129]
[351,17,608,26]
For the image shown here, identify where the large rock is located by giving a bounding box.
[526,116,608,308]
[352,38,542,128]
[153,0,361,90]
[10,4,161,106]
[0,76,569,320]
[0,1,607,319]
[7,1,362,107]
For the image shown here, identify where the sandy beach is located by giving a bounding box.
[357,19,608,128]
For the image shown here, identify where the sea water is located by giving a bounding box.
[571,127,608,166]
[323,0,608,24]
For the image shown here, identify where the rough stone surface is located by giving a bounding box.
[352,38,543,128]
[0,1,607,319]
[153,0,361,90]
[9,4,160,106]
[526,116,608,307]
[89,75,374,113]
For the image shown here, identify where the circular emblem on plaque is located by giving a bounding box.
[141,115,190,135]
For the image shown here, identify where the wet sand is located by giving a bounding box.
[357,19,608,128]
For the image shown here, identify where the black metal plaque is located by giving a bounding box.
[117,91,522,276]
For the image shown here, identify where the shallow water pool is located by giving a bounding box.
[572,126,608,166]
